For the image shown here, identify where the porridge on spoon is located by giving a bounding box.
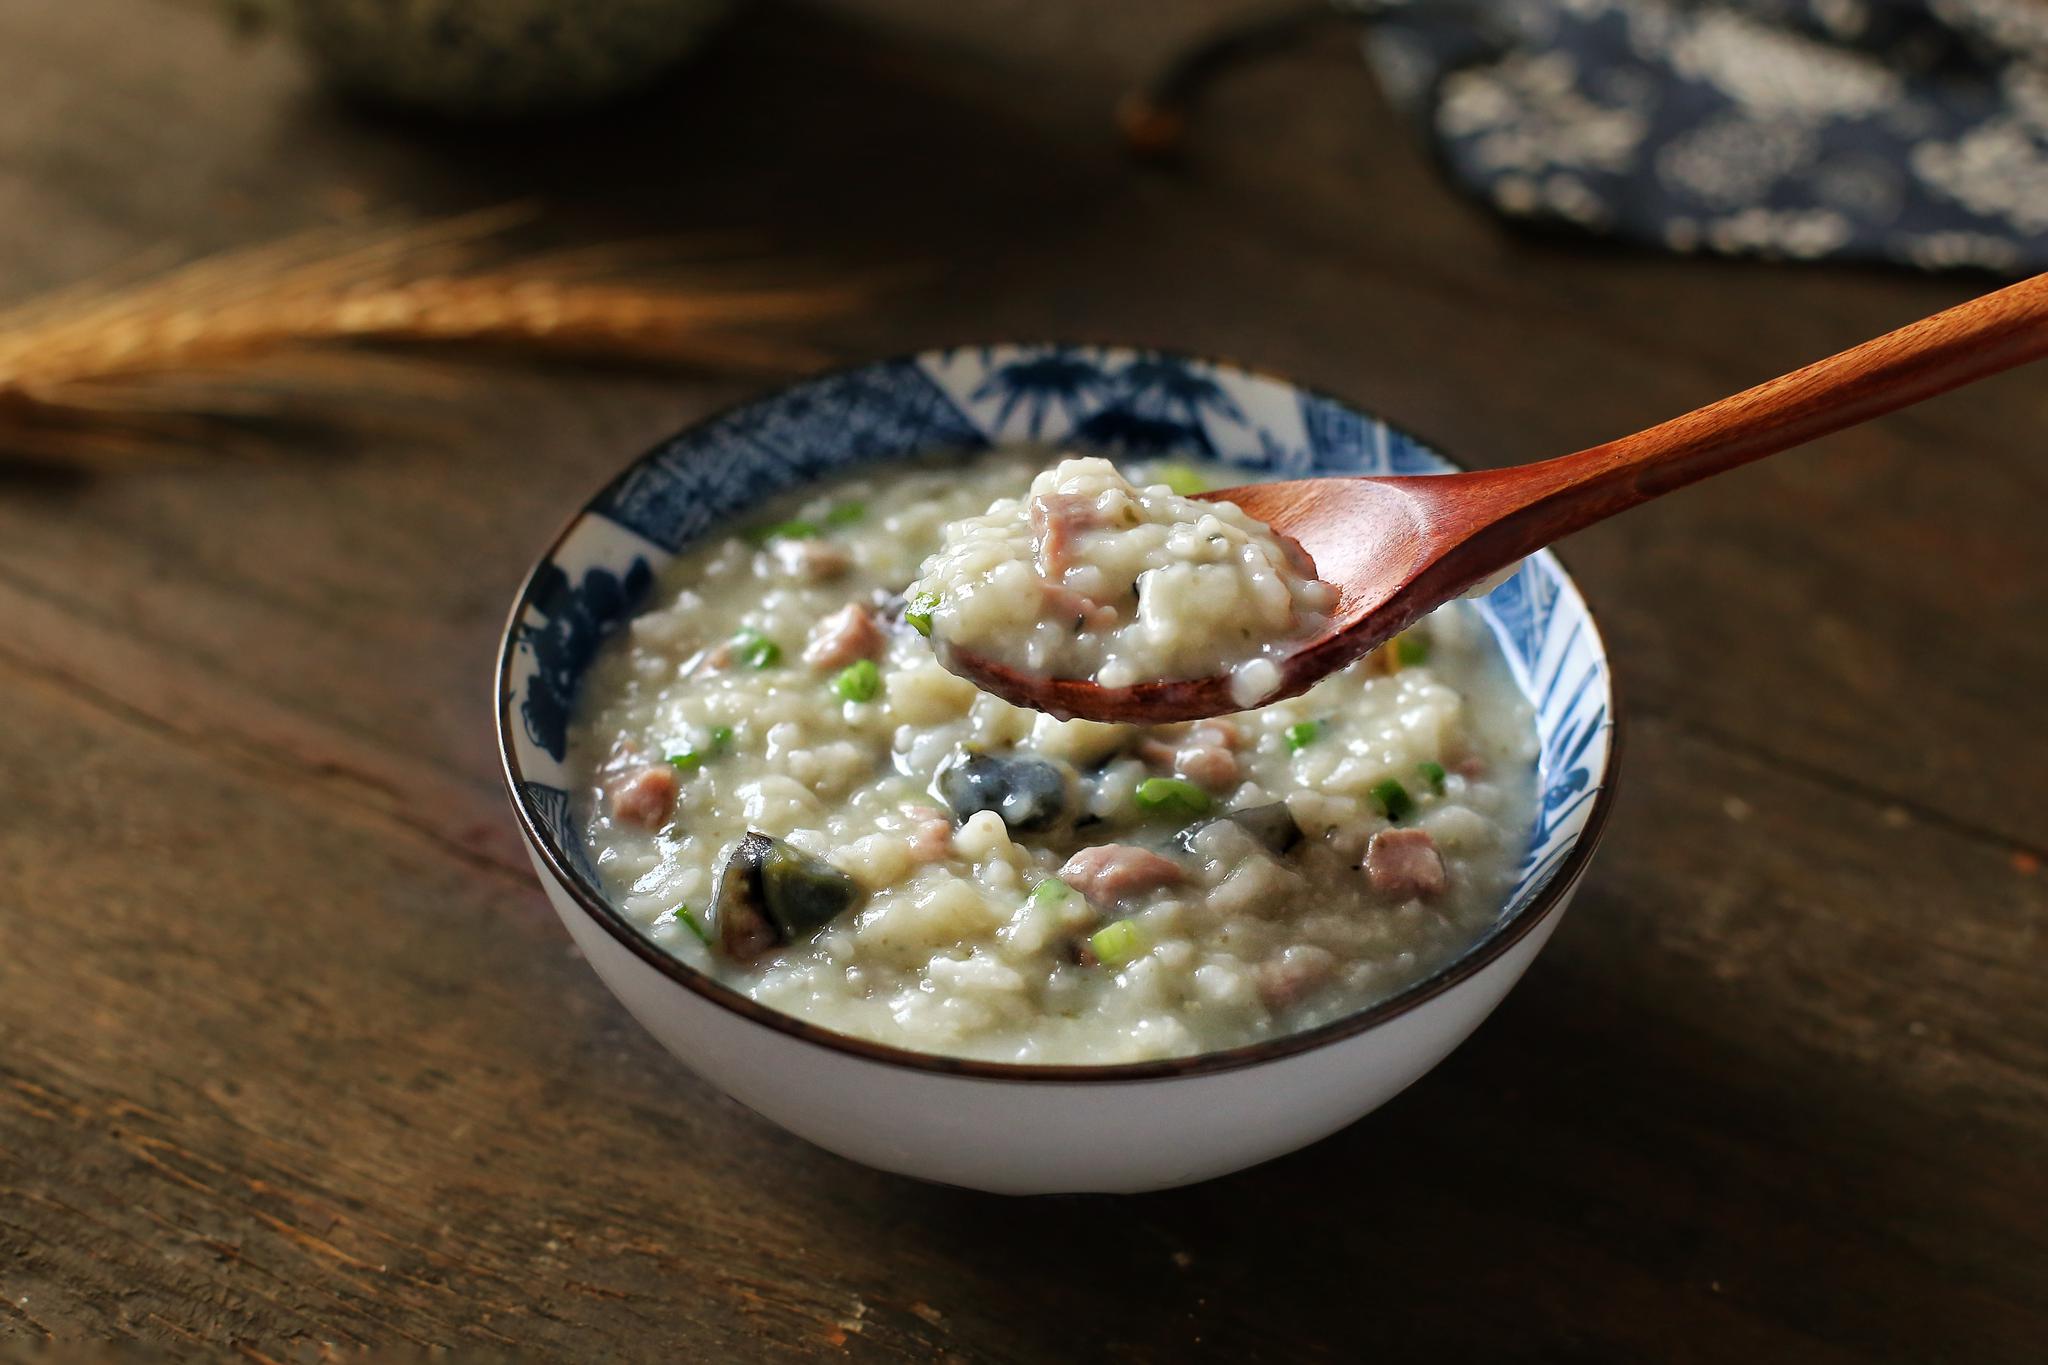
[906,456,1337,709]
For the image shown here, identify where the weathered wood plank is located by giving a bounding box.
[1,0,2042,1359]
[5,659,2043,1359]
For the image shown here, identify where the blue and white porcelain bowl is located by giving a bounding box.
[497,346,1619,1194]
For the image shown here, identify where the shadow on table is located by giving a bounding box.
[868,929,1985,1360]
[260,0,1136,316]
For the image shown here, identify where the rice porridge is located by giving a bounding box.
[568,451,1538,1064]
[907,455,1336,707]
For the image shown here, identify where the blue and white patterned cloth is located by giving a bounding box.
[1360,0,2048,273]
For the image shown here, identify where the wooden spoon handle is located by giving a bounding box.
[1490,271,2048,538]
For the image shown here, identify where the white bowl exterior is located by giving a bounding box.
[501,347,1616,1195]
[527,839,1577,1194]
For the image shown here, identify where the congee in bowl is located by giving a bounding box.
[568,450,1538,1064]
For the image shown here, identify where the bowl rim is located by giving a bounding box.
[496,344,1622,1084]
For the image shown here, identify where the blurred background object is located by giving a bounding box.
[224,0,738,116]
[1134,0,2048,273]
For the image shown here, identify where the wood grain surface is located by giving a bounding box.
[1,1,2042,1359]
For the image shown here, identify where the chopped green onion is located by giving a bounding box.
[903,590,940,637]
[669,724,735,772]
[1394,633,1430,667]
[1151,462,1210,496]
[1030,878,1074,907]
[825,500,866,526]
[1089,918,1145,967]
[733,628,781,669]
[673,905,711,946]
[1370,777,1414,822]
[833,659,882,703]
[1417,760,1447,794]
[1284,720,1321,752]
[747,519,820,546]
[1134,777,1211,820]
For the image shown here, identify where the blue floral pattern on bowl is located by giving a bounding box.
[501,346,1614,947]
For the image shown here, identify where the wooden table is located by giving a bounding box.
[3,1,2043,1358]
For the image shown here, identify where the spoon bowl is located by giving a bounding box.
[942,473,1441,722]
[952,272,2048,723]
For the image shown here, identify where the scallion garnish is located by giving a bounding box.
[747,519,821,546]
[1134,777,1210,819]
[1395,633,1430,667]
[732,628,781,669]
[1151,463,1210,496]
[1031,878,1074,907]
[674,905,711,946]
[1284,720,1320,752]
[669,723,736,772]
[833,659,882,703]
[1418,760,1447,794]
[1370,777,1414,822]
[904,589,940,637]
[1089,918,1145,967]
[825,500,866,526]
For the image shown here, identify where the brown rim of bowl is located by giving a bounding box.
[494,344,1623,1084]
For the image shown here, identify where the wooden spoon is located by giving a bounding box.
[949,273,2048,723]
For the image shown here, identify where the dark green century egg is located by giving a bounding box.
[709,831,862,964]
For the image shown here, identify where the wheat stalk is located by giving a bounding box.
[0,208,862,466]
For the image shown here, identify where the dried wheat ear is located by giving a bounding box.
[0,207,862,466]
